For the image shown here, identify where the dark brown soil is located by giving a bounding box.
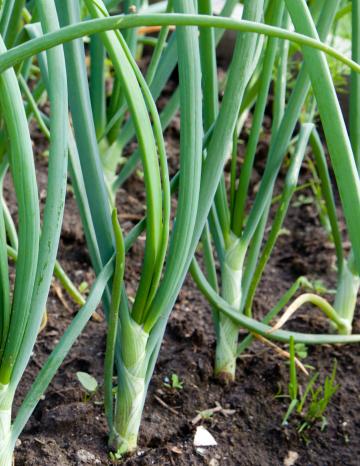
[7,104,360,466]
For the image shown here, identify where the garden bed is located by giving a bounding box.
[10,115,360,466]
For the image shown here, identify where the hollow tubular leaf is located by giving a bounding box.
[0,34,40,385]
[104,210,124,431]
[90,35,106,139]
[24,22,106,305]
[232,0,284,235]
[0,176,9,361]
[0,15,359,79]
[85,0,166,323]
[285,0,360,273]
[241,0,340,254]
[9,0,69,390]
[143,0,203,332]
[309,129,343,270]
[56,0,114,277]
[245,123,314,315]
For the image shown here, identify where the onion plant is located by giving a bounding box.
[80,0,360,452]
[256,0,360,338]
[0,0,360,462]
[0,2,112,464]
[0,1,68,463]
[283,0,360,337]
[191,0,360,382]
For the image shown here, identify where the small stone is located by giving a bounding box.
[196,447,206,456]
[284,450,299,466]
[209,459,219,466]
[76,449,96,464]
[194,426,217,447]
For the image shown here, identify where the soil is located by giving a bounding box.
[6,93,360,466]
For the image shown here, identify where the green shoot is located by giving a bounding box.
[298,361,339,433]
[76,371,99,401]
[282,336,298,426]
[294,343,308,360]
[164,374,184,390]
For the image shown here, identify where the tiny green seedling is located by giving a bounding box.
[196,409,215,421]
[135,168,145,180]
[292,194,314,208]
[280,339,339,435]
[164,373,183,390]
[109,451,123,461]
[277,227,291,238]
[309,279,336,296]
[294,343,308,360]
[282,336,299,426]
[76,371,98,401]
[78,281,89,294]
[298,361,339,434]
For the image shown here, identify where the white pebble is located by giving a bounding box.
[193,426,217,447]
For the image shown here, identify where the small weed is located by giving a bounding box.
[78,281,89,294]
[294,343,308,359]
[280,337,339,436]
[298,361,339,433]
[76,371,98,402]
[164,373,183,390]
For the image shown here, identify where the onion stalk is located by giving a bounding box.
[192,0,360,380]
[0,0,68,462]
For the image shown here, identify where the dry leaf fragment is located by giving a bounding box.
[170,446,182,455]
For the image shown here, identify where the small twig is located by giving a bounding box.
[138,25,175,35]
[30,357,43,370]
[52,279,73,314]
[252,333,309,376]
[154,395,179,416]
[192,406,222,425]
[191,402,236,425]
[52,278,103,322]
[120,213,143,221]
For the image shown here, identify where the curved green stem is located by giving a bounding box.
[0,14,359,75]
[268,293,350,335]
[309,129,344,271]
[237,277,311,355]
[0,34,40,385]
[85,0,165,324]
[244,123,313,316]
[191,258,360,345]
[10,0,69,390]
[104,210,125,433]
